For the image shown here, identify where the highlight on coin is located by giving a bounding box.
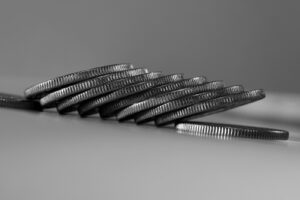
[176,121,289,140]
[0,63,289,142]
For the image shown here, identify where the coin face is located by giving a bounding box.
[155,90,265,126]
[40,68,149,108]
[117,81,224,121]
[176,121,289,140]
[0,93,42,111]
[24,63,134,99]
[78,74,185,117]
[99,76,207,118]
[56,72,162,114]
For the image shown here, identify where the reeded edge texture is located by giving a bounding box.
[99,76,207,118]
[134,84,240,124]
[78,74,185,117]
[56,72,162,114]
[40,68,149,108]
[117,81,224,121]
[78,81,157,116]
[155,90,265,126]
[21,63,288,142]
[175,121,289,140]
[25,63,134,99]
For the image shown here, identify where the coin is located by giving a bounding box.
[78,81,156,117]
[135,85,243,124]
[176,121,289,140]
[117,81,224,121]
[56,72,162,114]
[180,76,207,86]
[0,93,42,111]
[24,63,134,99]
[217,89,265,113]
[40,68,149,108]
[99,76,207,118]
[78,74,186,117]
[155,89,265,126]
[220,85,244,95]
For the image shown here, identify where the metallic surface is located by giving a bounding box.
[40,68,149,108]
[78,74,185,117]
[0,92,42,111]
[56,72,162,114]
[117,81,224,121]
[135,85,244,124]
[155,90,265,126]
[24,63,133,99]
[99,76,207,118]
[78,81,157,117]
[176,121,289,140]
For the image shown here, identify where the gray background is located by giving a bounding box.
[1,2,300,199]
[0,0,299,93]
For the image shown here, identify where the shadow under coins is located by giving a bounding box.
[2,105,291,145]
[40,109,177,136]
[34,109,295,145]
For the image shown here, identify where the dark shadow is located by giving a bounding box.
[21,107,298,144]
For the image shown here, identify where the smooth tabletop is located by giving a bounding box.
[0,76,299,200]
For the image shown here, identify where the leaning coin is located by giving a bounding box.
[217,89,265,113]
[40,68,149,108]
[155,89,265,126]
[0,93,42,111]
[78,74,185,117]
[25,63,134,99]
[117,81,223,121]
[219,85,244,95]
[56,72,162,114]
[175,121,289,140]
[78,81,156,117]
[99,76,207,118]
[135,85,244,124]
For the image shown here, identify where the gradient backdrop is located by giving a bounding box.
[0,0,299,92]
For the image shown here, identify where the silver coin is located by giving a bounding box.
[24,63,134,99]
[155,89,265,126]
[78,74,186,117]
[134,85,243,124]
[220,85,244,95]
[78,81,156,116]
[135,85,244,125]
[117,81,223,121]
[176,121,289,140]
[217,89,265,113]
[99,76,207,118]
[40,68,149,108]
[56,72,162,114]
[180,76,207,87]
[0,93,42,111]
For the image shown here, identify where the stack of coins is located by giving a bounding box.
[1,63,289,140]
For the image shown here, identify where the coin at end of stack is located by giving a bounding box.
[176,121,289,140]
[0,93,43,111]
